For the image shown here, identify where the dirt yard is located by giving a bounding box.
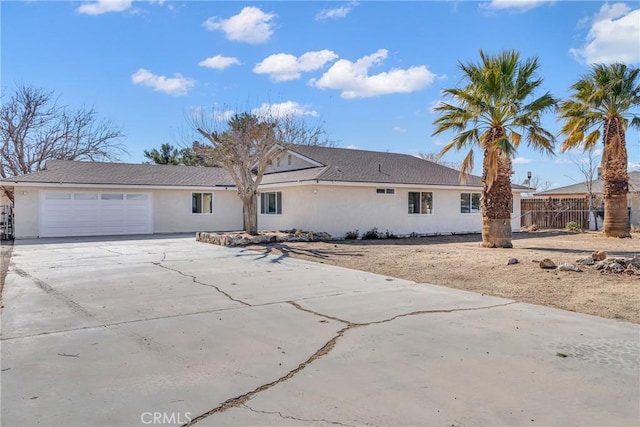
[247,231,640,324]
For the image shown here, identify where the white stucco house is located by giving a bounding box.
[0,145,526,239]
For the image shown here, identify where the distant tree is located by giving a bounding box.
[192,109,333,235]
[519,174,552,195]
[417,152,461,170]
[143,142,209,166]
[432,50,557,248]
[0,84,126,179]
[571,148,602,231]
[559,63,639,238]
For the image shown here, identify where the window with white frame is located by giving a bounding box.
[376,188,395,195]
[192,192,213,214]
[408,192,433,214]
[460,192,481,213]
[260,191,282,215]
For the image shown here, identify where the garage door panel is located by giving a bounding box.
[40,191,153,237]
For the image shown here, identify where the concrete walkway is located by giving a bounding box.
[1,236,638,427]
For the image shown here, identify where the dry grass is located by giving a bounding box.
[247,231,640,324]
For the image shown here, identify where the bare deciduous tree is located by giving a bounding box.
[417,152,461,170]
[0,84,126,179]
[571,148,602,230]
[192,108,333,235]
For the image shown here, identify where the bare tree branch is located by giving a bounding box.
[0,84,126,178]
[189,106,332,234]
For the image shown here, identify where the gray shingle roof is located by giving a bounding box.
[535,171,640,195]
[1,160,235,187]
[2,146,531,190]
[265,145,487,187]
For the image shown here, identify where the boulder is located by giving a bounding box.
[507,258,519,265]
[578,257,595,266]
[592,251,607,261]
[540,258,557,269]
[607,262,625,274]
[558,262,582,272]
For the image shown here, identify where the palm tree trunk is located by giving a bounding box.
[601,117,630,238]
[481,148,513,248]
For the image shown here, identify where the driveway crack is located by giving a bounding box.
[153,263,250,307]
[183,324,353,426]
[240,403,356,427]
[12,267,94,318]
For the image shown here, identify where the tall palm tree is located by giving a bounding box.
[559,63,639,238]
[433,50,556,248]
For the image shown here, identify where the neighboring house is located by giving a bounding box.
[534,171,640,227]
[0,145,527,239]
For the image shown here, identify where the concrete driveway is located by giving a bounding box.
[1,235,638,427]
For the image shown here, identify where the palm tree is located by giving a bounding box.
[559,63,639,238]
[433,50,556,248]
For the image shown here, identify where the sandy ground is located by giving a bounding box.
[247,231,640,324]
[0,240,13,304]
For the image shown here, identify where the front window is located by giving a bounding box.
[192,192,213,214]
[260,191,282,215]
[376,188,395,195]
[461,192,481,214]
[408,192,433,214]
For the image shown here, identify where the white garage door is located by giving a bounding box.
[40,191,153,237]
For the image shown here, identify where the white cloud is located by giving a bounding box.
[482,0,554,12]
[629,161,640,171]
[77,0,132,15]
[252,101,319,119]
[310,49,437,99]
[131,68,195,96]
[212,110,235,122]
[198,54,240,70]
[203,6,276,44]
[316,1,358,20]
[570,3,640,64]
[513,157,532,164]
[254,50,338,82]
[393,127,408,133]
[554,158,573,165]
[345,145,360,150]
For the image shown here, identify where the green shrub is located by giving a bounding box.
[384,229,397,239]
[565,221,580,232]
[363,227,380,239]
[344,229,359,240]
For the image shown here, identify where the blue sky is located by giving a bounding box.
[3,0,639,189]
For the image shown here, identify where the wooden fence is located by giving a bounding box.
[520,197,590,230]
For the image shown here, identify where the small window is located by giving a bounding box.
[287,154,292,165]
[276,158,281,167]
[192,192,213,214]
[461,193,481,214]
[74,193,98,200]
[127,194,148,200]
[260,192,282,215]
[376,188,395,195]
[45,192,71,200]
[408,192,433,214]
[101,193,124,200]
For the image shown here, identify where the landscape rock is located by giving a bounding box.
[507,258,519,265]
[627,256,640,269]
[592,251,607,261]
[607,262,625,274]
[558,263,582,272]
[578,257,595,266]
[196,230,332,247]
[539,258,557,269]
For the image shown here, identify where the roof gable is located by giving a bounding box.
[264,145,490,188]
